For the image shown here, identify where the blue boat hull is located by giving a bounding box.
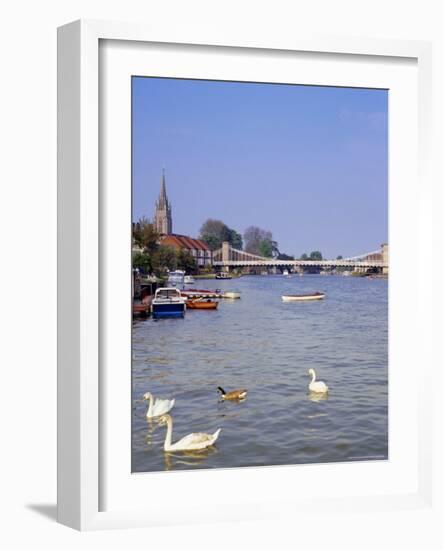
[152,303,185,319]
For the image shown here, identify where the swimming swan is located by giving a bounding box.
[217,386,247,400]
[158,414,221,452]
[308,368,329,393]
[143,392,175,418]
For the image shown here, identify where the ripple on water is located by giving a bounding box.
[132,275,388,472]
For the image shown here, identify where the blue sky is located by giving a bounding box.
[132,77,388,259]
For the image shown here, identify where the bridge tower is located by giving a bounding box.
[222,241,230,272]
[381,243,389,274]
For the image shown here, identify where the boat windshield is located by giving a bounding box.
[155,289,181,299]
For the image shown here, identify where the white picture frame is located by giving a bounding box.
[57,19,433,531]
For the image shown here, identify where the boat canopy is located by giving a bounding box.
[154,287,182,299]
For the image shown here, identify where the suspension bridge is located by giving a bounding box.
[212,242,389,272]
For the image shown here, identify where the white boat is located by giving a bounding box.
[215,272,232,280]
[167,270,185,285]
[342,271,351,277]
[283,269,289,276]
[151,287,186,318]
[184,275,195,284]
[222,291,241,299]
[281,292,325,302]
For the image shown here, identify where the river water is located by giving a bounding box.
[132,274,388,473]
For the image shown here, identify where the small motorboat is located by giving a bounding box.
[151,287,186,318]
[167,270,185,285]
[283,269,289,276]
[186,298,218,310]
[281,292,325,302]
[184,275,195,284]
[222,291,241,299]
[215,272,232,279]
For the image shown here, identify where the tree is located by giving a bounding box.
[299,253,309,260]
[244,226,277,257]
[336,255,343,260]
[259,239,273,257]
[132,216,159,254]
[132,251,152,274]
[278,252,295,261]
[270,240,280,258]
[177,249,197,273]
[227,228,243,250]
[200,219,230,250]
[200,233,220,250]
[200,218,243,250]
[309,251,323,261]
[152,245,177,274]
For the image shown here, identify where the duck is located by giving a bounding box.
[143,392,175,418]
[217,386,247,400]
[308,369,329,393]
[158,414,221,452]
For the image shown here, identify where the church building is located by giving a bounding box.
[153,171,212,268]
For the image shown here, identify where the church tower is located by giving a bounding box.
[153,170,173,235]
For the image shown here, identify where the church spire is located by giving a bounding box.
[153,169,172,235]
[159,168,167,205]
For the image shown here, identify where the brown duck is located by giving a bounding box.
[217,386,247,400]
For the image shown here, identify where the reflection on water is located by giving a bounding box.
[163,446,219,471]
[308,392,329,403]
[132,274,388,472]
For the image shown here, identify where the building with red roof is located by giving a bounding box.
[160,234,212,268]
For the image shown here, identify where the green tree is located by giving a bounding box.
[299,253,309,260]
[132,216,159,254]
[152,245,177,274]
[309,251,323,261]
[177,249,197,273]
[200,219,230,250]
[200,218,243,250]
[244,226,277,257]
[227,228,243,250]
[278,252,295,260]
[132,251,152,274]
[336,255,343,260]
[259,239,273,257]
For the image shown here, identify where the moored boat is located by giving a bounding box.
[151,287,186,318]
[186,298,218,310]
[133,295,152,316]
[222,291,241,299]
[132,303,150,316]
[281,292,325,302]
[184,275,195,284]
[167,270,185,285]
[182,288,222,299]
[283,269,289,276]
[215,272,232,280]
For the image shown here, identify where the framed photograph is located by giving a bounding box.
[57,20,433,530]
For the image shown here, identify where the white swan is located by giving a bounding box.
[308,368,329,393]
[158,414,221,452]
[143,392,175,418]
